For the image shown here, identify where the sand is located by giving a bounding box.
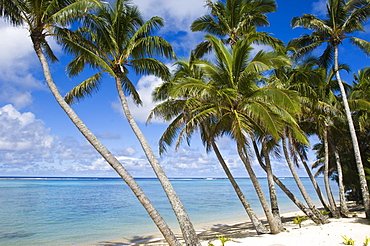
[93,203,370,246]
[202,212,369,246]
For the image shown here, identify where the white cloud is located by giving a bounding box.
[312,0,327,16]
[132,0,206,56]
[0,105,110,176]
[0,104,54,166]
[0,21,46,109]
[133,0,206,29]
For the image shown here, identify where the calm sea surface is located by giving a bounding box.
[0,177,338,245]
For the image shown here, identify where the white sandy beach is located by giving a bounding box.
[96,203,369,246]
[202,211,369,246]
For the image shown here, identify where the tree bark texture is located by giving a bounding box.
[334,45,370,219]
[282,133,329,224]
[261,140,283,231]
[237,144,280,234]
[212,142,268,234]
[323,125,340,218]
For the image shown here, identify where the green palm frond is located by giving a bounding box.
[0,0,24,25]
[130,58,170,80]
[48,0,102,27]
[64,72,103,104]
[119,72,142,105]
[349,37,370,56]
[132,36,175,59]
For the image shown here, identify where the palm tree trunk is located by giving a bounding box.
[251,138,320,224]
[334,45,370,219]
[295,145,330,212]
[237,144,280,234]
[282,133,329,224]
[261,139,283,231]
[212,142,268,234]
[115,78,200,246]
[330,140,350,217]
[32,42,181,246]
[323,125,340,218]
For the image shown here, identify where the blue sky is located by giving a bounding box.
[0,0,369,178]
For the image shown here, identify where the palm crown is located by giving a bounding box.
[59,0,174,105]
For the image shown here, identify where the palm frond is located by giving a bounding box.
[64,72,103,104]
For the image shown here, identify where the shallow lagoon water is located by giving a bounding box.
[0,177,338,245]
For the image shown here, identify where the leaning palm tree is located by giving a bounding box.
[190,0,283,57]
[282,129,330,223]
[0,0,181,245]
[250,136,322,223]
[153,35,301,234]
[290,0,370,218]
[58,0,200,244]
[150,55,269,234]
[267,54,335,220]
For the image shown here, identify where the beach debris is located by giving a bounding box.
[342,235,355,245]
[293,215,309,228]
[208,236,231,246]
[364,236,370,246]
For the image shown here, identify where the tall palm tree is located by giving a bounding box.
[0,0,181,245]
[153,35,300,234]
[150,55,269,234]
[58,0,201,245]
[290,0,370,218]
[267,54,336,220]
[190,0,283,57]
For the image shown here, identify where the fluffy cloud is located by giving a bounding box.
[132,0,206,55]
[0,21,47,109]
[0,105,111,176]
[0,104,54,166]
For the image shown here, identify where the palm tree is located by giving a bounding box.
[251,138,322,223]
[190,0,283,57]
[154,35,300,234]
[254,136,283,230]
[58,0,200,244]
[281,130,330,224]
[290,0,370,218]
[0,1,181,245]
[267,53,336,220]
[150,54,269,234]
[330,137,350,217]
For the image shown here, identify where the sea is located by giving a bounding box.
[0,177,339,245]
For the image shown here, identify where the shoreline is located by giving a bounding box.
[89,202,369,246]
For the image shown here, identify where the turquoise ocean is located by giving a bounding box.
[0,177,338,245]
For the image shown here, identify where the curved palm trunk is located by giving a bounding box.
[115,78,200,246]
[282,134,329,224]
[251,138,320,223]
[295,146,330,212]
[212,142,268,234]
[237,144,280,234]
[32,42,180,246]
[261,140,283,231]
[323,125,340,218]
[334,45,370,219]
[330,141,349,217]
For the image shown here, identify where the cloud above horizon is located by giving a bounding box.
[0,21,47,109]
